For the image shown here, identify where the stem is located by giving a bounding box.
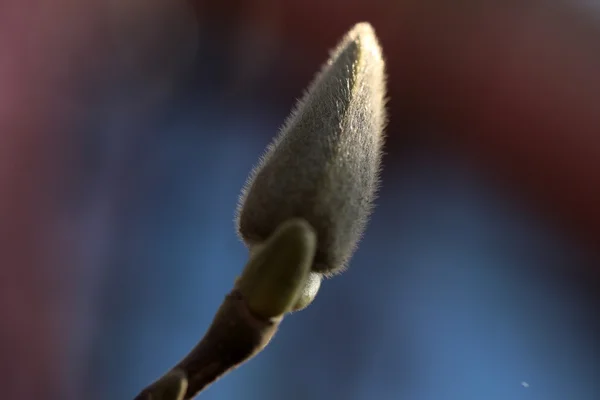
[134,290,280,400]
[133,218,319,400]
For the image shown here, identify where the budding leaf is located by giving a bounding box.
[237,22,387,275]
[235,218,317,318]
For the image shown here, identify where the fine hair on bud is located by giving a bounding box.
[236,22,387,276]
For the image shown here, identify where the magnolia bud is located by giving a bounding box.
[236,22,387,275]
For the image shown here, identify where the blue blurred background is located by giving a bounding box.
[1,1,598,399]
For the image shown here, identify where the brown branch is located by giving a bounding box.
[134,290,280,400]
[178,290,280,397]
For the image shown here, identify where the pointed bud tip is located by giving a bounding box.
[349,21,375,35]
[343,22,382,58]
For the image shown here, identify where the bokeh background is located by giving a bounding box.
[1,1,599,399]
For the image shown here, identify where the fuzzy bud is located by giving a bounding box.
[236,22,387,275]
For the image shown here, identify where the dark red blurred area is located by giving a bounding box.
[1,1,599,398]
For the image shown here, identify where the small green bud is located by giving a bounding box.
[236,22,387,275]
[290,272,322,312]
[235,218,317,319]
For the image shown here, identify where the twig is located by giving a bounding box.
[134,290,280,399]
[133,218,318,400]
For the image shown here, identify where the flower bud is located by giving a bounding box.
[237,22,387,275]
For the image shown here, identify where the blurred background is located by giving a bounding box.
[1,0,599,399]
